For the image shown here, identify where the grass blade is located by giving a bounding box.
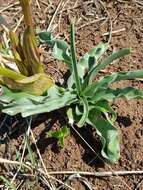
[0,176,16,190]
[25,134,36,166]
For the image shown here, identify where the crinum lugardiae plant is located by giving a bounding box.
[0,2,143,163]
[38,24,143,163]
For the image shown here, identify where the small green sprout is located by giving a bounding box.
[46,126,70,147]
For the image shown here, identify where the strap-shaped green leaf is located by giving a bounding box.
[78,43,108,80]
[77,97,89,127]
[0,86,44,103]
[94,101,117,124]
[70,23,82,96]
[87,87,143,103]
[0,86,77,117]
[87,109,120,163]
[39,31,71,66]
[67,43,108,88]
[53,40,71,65]
[89,88,116,101]
[39,31,54,44]
[39,32,108,81]
[83,48,131,87]
[115,87,143,99]
[84,70,143,97]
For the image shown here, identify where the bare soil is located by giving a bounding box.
[0,0,143,190]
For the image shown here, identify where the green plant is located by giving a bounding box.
[0,176,16,190]
[0,0,54,95]
[46,126,70,147]
[1,23,143,163]
[38,24,143,163]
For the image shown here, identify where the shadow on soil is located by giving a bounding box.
[71,125,105,168]
[116,115,132,128]
[0,112,133,168]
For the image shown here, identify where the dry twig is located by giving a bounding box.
[47,170,143,177]
[102,28,126,36]
[13,15,24,32]
[6,117,33,190]
[58,0,70,33]
[47,0,63,31]
[97,0,113,43]
[30,129,75,190]
[0,158,32,171]
[0,2,19,13]
[135,179,143,190]
[77,17,106,30]
[36,0,41,9]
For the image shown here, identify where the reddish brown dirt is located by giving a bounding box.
[0,0,143,190]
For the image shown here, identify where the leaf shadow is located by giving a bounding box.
[31,111,66,154]
[2,111,69,152]
[71,125,105,168]
[0,111,105,168]
[116,115,132,128]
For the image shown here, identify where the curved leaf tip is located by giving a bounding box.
[87,110,120,163]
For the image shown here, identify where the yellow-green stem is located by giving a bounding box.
[19,0,33,27]
[20,0,44,74]
[0,67,25,80]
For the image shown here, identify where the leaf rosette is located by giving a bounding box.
[0,0,143,164]
[38,24,143,163]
